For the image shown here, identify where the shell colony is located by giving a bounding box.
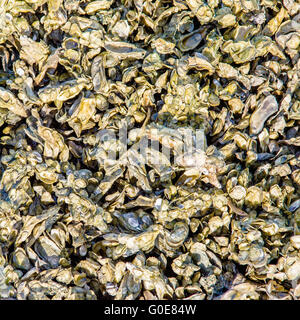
[0,0,300,300]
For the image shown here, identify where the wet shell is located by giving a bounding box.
[178,31,203,52]
[104,41,146,59]
[250,95,278,135]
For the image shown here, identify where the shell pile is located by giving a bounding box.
[0,0,299,300]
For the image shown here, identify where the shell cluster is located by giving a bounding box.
[0,0,299,300]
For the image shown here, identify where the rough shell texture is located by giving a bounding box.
[0,0,299,301]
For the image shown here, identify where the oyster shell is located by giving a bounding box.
[0,0,299,302]
[250,95,279,135]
